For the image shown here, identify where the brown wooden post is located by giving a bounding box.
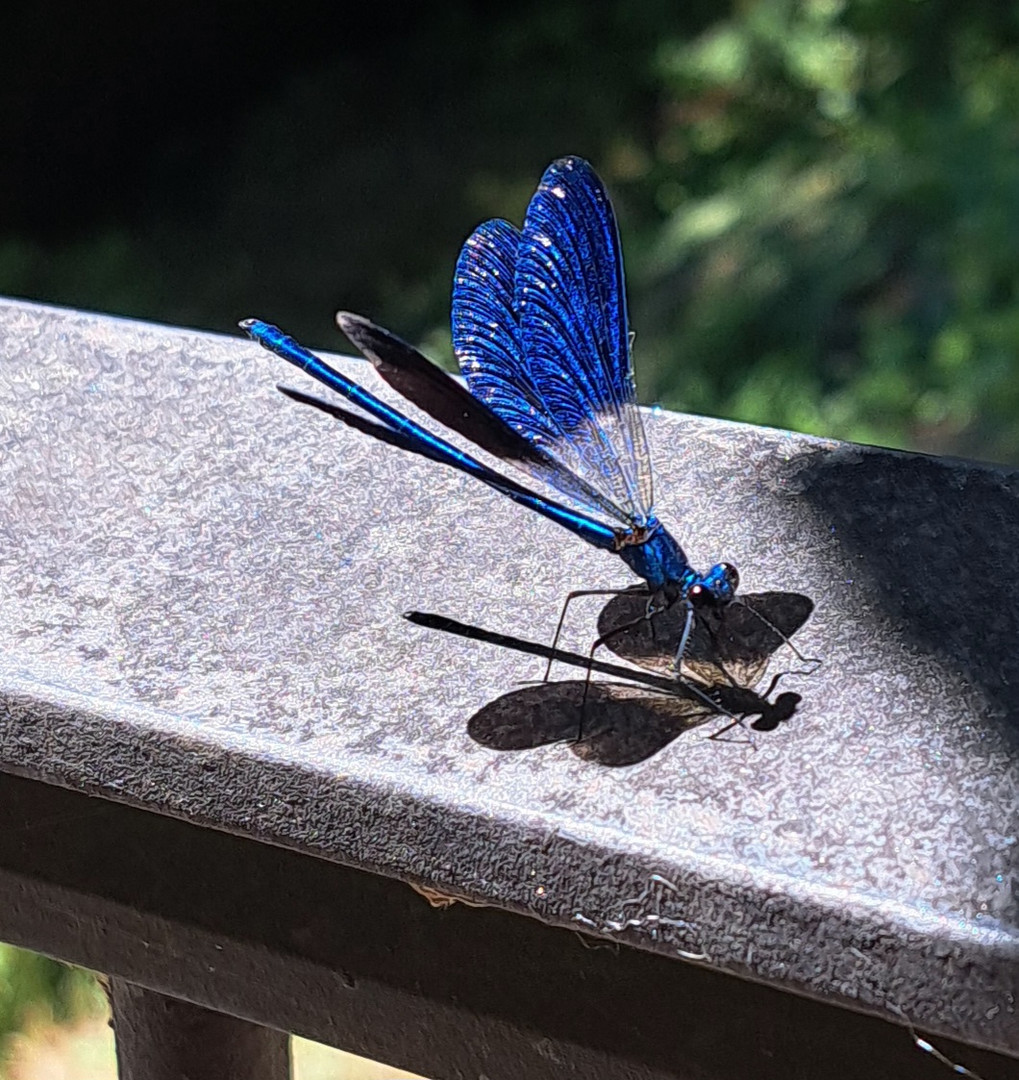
[109,980,290,1080]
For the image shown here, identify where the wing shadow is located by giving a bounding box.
[410,591,814,766]
[468,677,800,767]
[595,590,815,686]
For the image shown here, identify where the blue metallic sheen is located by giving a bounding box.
[453,158,654,527]
[698,561,739,603]
[239,319,619,552]
[241,156,739,614]
[618,525,698,593]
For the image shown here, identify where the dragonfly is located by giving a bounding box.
[242,156,742,672]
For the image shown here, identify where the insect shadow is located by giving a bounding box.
[407,591,814,767]
[596,589,815,690]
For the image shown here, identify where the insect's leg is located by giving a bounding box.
[644,593,661,644]
[579,607,653,720]
[738,597,822,674]
[585,586,666,681]
[706,715,755,743]
[699,613,744,688]
[672,600,696,674]
[581,589,674,711]
[545,586,647,682]
[579,604,737,726]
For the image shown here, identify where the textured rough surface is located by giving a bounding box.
[109,980,290,1080]
[0,298,1017,1057]
[4,772,1013,1080]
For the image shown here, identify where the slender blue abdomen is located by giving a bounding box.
[241,319,621,553]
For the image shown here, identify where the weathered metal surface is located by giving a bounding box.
[1,773,1013,1080]
[0,298,1016,1067]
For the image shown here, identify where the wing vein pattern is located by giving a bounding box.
[452,156,655,529]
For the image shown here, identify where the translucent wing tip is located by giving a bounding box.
[335,309,366,332]
[542,155,596,184]
[335,309,374,346]
[335,310,394,366]
[335,311,431,380]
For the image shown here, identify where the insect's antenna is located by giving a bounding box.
[736,597,822,675]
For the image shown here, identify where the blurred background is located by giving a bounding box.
[6,0,1019,462]
[4,0,1019,1074]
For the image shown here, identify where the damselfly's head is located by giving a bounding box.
[689,563,739,607]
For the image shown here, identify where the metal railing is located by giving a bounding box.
[1,298,1016,1078]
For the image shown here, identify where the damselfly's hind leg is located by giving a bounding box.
[698,610,747,690]
[545,585,648,682]
[579,587,670,678]
[737,596,822,675]
[582,590,691,682]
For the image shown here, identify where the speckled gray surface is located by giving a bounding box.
[1,298,1016,1055]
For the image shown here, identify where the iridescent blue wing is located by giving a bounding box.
[452,219,532,426]
[518,157,655,521]
[342,309,631,528]
[453,157,655,527]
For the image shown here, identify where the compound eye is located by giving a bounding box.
[688,583,709,607]
[722,563,739,592]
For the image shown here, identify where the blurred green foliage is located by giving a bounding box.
[631,0,1019,460]
[4,1,1019,461]
[0,945,105,1059]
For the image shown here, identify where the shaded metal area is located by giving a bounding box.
[0,299,1017,1064]
[109,980,289,1080]
[1,774,1014,1080]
